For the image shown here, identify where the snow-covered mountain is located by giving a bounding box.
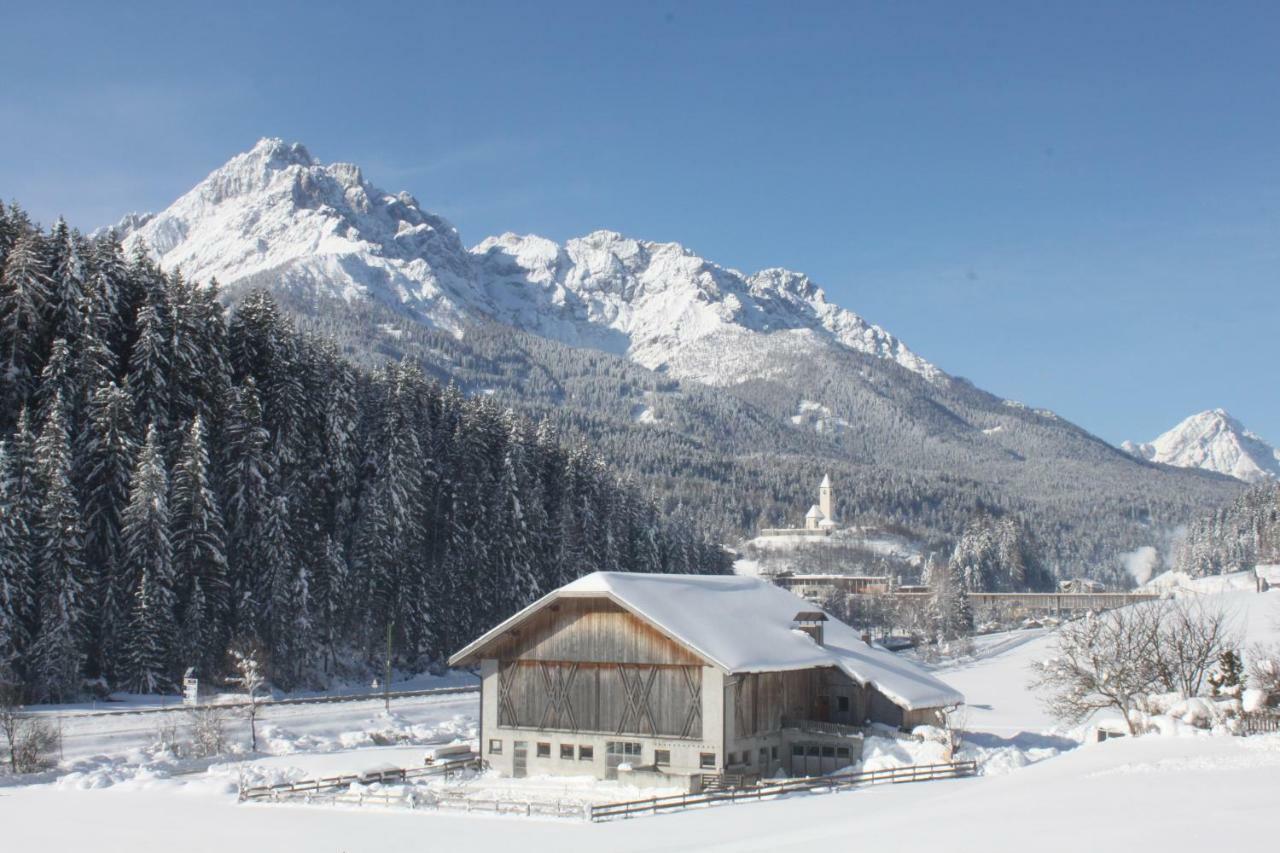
[103,138,1249,576]
[112,138,940,386]
[1122,409,1280,483]
[112,138,482,332]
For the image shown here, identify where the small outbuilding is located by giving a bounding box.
[449,572,963,790]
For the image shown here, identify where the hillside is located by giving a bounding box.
[107,138,1244,579]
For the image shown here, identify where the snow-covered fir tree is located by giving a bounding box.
[0,212,731,701]
[120,425,176,693]
[30,397,87,700]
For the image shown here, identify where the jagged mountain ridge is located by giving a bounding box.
[106,138,1245,579]
[112,138,940,387]
[1123,409,1280,484]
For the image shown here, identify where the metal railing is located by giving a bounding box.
[779,717,865,738]
[589,760,978,821]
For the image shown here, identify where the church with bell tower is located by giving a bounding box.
[804,474,838,531]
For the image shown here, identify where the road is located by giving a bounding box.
[46,689,480,764]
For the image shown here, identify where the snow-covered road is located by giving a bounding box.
[46,692,480,764]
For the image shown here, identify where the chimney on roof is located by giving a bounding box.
[861,631,873,648]
[792,611,827,646]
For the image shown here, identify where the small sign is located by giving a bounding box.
[183,673,200,706]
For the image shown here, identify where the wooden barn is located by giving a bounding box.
[449,572,963,790]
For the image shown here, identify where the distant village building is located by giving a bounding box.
[449,572,963,791]
[764,474,841,536]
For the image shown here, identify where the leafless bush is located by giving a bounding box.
[1031,599,1238,735]
[1,685,62,774]
[1031,603,1165,735]
[153,717,185,757]
[1152,599,1235,697]
[187,705,230,758]
[1247,643,1280,702]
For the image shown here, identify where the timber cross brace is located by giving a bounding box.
[616,664,660,734]
[681,664,702,738]
[539,661,579,730]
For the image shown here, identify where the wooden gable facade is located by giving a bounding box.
[477,597,708,740]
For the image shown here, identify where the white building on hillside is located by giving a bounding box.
[760,474,842,536]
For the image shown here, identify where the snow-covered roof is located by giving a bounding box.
[820,473,831,487]
[450,572,963,711]
[805,504,824,519]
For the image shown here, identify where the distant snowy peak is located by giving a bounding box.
[1123,409,1280,483]
[115,137,481,332]
[113,138,941,382]
[471,230,943,385]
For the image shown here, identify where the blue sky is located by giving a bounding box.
[3,1,1278,445]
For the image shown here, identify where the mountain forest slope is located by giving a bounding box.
[107,139,1243,583]
[0,206,728,701]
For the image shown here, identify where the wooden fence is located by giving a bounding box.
[1242,712,1280,735]
[588,760,978,822]
[238,757,481,801]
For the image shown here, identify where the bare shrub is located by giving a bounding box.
[187,705,230,758]
[153,717,184,756]
[1030,603,1165,735]
[1247,643,1280,703]
[1151,599,1235,697]
[1,685,62,774]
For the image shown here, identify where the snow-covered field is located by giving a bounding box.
[6,583,1280,852]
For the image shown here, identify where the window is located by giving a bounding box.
[806,745,820,757]
[759,748,769,765]
[821,746,835,758]
[727,752,736,765]
[791,745,804,758]
[654,749,670,766]
[771,746,778,760]
[743,750,751,765]
[837,696,850,712]
[488,739,502,755]
[579,745,594,761]
[836,747,851,759]
[560,744,574,760]
[536,742,550,758]
[699,752,717,769]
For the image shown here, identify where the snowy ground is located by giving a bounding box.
[6,584,1279,851]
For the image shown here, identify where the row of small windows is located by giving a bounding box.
[488,739,717,768]
[791,744,853,759]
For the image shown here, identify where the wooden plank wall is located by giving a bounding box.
[482,597,705,666]
[499,661,703,738]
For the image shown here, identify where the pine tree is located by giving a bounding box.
[0,441,35,682]
[30,397,87,700]
[78,383,136,680]
[222,379,273,632]
[0,233,52,424]
[120,425,175,693]
[170,416,229,676]
[127,299,172,439]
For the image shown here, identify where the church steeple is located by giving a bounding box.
[819,473,834,524]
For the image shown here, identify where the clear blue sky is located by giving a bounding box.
[3,1,1278,446]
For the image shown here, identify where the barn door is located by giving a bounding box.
[512,741,528,779]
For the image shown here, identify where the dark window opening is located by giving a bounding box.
[560,744,574,759]
[536,742,550,758]
[655,749,670,766]
[488,739,502,755]
[699,752,717,769]
[837,696,850,712]
[579,745,594,760]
